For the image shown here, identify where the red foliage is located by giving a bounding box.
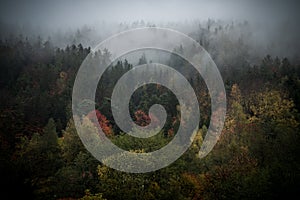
[87,110,113,136]
[167,128,174,137]
[134,110,150,126]
[134,109,159,127]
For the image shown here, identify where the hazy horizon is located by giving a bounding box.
[0,0,299,61]
[0,0,299,28]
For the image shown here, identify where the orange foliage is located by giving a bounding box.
[87,110,113,136]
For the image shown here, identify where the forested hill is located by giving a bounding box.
[0,22,300,199]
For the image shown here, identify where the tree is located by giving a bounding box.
[20,118,62,199]
[87,110,113,136]
[249,89,298,138]
[80,189,106,200]
[138,53,147,65]
[61,119,85,163]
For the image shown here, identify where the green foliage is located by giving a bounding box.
[61,119,85,163]
[0,32,299,199]
[249,89,298,137]
[112,128,171,152]
[81,189,106,200]
[18,118,62,199]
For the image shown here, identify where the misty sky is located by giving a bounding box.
[0,0,299,28]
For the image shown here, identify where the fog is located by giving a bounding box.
[0,0,299,27]
[0,0,299,61]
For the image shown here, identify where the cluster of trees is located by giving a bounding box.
[0,23,299,199]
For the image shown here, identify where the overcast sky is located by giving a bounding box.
[0,0,299,28]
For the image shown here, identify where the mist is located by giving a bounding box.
[0,0,299,61]
[1,1,300,198]
[0,0,299,26]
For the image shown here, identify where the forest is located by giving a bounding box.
[0,18,299,199]
[0,0,300,198]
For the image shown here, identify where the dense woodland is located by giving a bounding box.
[0,20,300,199]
